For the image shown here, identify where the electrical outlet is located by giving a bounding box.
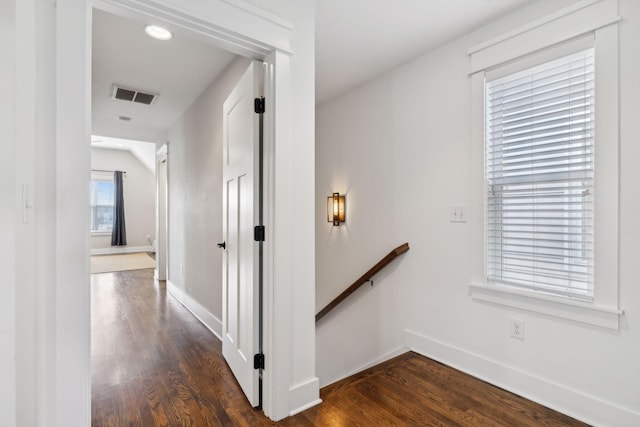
[510,319,524,340]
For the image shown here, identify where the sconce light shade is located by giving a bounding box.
[327,192,345,226]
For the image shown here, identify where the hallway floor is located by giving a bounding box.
[91,269,587,426]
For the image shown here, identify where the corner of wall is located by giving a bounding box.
[166,280,223,340]
[404,329,640,427]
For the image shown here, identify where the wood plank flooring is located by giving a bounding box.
[92,268,588,426]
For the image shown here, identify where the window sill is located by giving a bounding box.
[470,282,623,330]
[91,231,112,236]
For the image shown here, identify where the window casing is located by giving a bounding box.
[468,0,622,329]
[485,49,595,300]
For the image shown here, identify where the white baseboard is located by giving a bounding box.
[91,245,152,255]
[166,280,222,341]
[321,346,409,388]
[404,329,640,427]
[289,377,321,416]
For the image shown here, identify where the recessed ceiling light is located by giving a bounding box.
[118,116,133,121]
[145,25,172,41]
[116,143,124,147]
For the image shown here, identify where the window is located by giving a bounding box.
[485,49,594,300]
[90,177,114,232]
[468,1,622,329]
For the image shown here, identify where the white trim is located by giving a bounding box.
[156,143,167,161]
[468,0,619,75]
[288,378,321,416]
[166,280,223,340]
[262,50,295,420]
[91,245,152,255]
[470,283,623,330]
[469,0,604,55]
[54,0,312,423]
[320,346,409,388]
[92,0,293,58]
[155,143,168,282]
[404,330,640,427]
[468,17,620,76]
[470,5,621,330]
[221,0,293,31]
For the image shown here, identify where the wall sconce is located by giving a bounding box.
[327,192,346,226]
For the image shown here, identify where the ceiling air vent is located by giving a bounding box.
[111,84,158,105]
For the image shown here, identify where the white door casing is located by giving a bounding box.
[222,60,262,407]
[155,144,168,281]
[51,0,317,423]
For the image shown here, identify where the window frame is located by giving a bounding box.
[468,4,622,329]
[90,172,115,235]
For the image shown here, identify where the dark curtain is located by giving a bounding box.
[111,170,127,246]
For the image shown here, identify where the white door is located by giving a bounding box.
[221,60,262,407]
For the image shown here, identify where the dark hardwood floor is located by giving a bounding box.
[92,268,588,426]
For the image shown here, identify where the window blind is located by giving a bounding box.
[485,48,594,299]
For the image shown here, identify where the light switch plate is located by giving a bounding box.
[450,205,468,222]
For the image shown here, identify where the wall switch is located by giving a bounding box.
[180,264,184,276]
[510,319,524,340]
[450,205,468,223]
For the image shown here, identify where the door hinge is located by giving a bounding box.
[254,97,265,114]
[254,225,265,242]
[254,353,265,370]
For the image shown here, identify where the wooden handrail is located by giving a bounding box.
[316,243,410,322]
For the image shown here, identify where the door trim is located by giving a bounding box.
[54,0,296,423]
[155,143,168,281]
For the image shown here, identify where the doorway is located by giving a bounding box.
[53,0,310,423]
[89,3,269,419]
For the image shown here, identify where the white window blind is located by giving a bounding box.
[486,48,594,299]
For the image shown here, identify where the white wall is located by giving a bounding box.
[0,0,17,424]
[316,0,640,425]
[163,55,250,332]
[91,147,155,251]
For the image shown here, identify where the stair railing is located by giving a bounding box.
[316,243,410,322]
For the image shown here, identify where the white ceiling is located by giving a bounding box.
[315,0,531,105]
[92,8,236,142]
[92,1,535,140]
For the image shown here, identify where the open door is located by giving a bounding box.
[221,60,263,407]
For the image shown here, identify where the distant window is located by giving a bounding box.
[90,176,114,232]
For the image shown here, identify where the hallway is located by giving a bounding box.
[91,269,587,426]
[91,269,275,425]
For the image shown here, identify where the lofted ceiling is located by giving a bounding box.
[91,8,236,143]
[315,0,532,105]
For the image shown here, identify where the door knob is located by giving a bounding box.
[217,241,226,249]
